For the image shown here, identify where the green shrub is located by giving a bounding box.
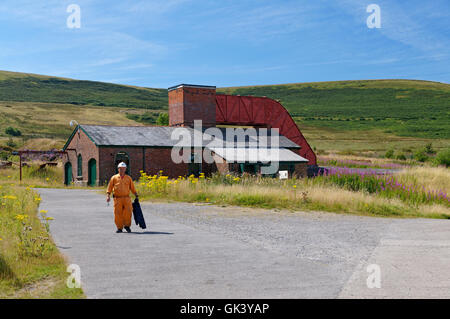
[414,149,428,162]
[5,126,21,137]
[0,151,9,160]
[425,143,436,155]
[125,112,158,124]
[434,148,450,167]
[385,149,394,159]
[396,153,407,161]
[156,112,169,126]
[6,138,16,148]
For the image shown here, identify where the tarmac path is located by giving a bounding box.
[37,188,450,298]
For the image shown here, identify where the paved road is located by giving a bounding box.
[37,188,450,298]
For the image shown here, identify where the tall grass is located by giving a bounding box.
[134,171,450,219]
[396,166,450,193]
[0,184,84,298]
[0,164,88,189]
[316,167,449,207]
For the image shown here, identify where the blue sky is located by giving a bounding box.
[0,0,448,88]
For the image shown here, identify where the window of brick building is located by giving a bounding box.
[77,154,82,177]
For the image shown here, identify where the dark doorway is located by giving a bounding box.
[239,163,258,175]
[115,151,130,175]
[64,162,72,185]
[88,158,97,186]
[188,152,201,176]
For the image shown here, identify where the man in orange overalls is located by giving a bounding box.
[106,162,138,233]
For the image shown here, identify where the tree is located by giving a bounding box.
[5,126,21,137]
[156,112,169,126]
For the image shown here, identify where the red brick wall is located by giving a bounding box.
[64,139,221,185]
[99,147,194,183]
[169,86,216,127]
[168,88,184,127]
[62,128,307,186]
[98,146,145,184]
[63,128,99,185]
[144,148,189,179]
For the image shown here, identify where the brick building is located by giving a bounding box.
[62,84,309,186]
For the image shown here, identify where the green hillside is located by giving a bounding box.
[0,70,167,109]
[0,71,448,152]
[217,79,450,139]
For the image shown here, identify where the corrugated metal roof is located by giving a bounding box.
[79,125,300,148]
[209,147,308,163]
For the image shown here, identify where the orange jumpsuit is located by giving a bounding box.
[107,174,137,229]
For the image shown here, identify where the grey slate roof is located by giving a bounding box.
[77,124,300,148]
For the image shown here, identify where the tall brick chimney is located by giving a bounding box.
[168,84,216,127]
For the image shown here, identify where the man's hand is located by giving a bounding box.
[106,194,111,203]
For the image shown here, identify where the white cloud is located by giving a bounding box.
[334,0,449,57]
[88,57,127,67]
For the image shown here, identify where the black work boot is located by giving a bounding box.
[116,229,123,233]
[124,226,131,233]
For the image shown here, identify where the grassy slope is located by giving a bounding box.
[218,79,450,137]
[0,71,449,152]
[0,70,167,108]
[0,101,149,141]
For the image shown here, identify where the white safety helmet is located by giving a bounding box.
[117,162,127,168]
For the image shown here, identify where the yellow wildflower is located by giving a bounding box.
[15,214,28,221]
